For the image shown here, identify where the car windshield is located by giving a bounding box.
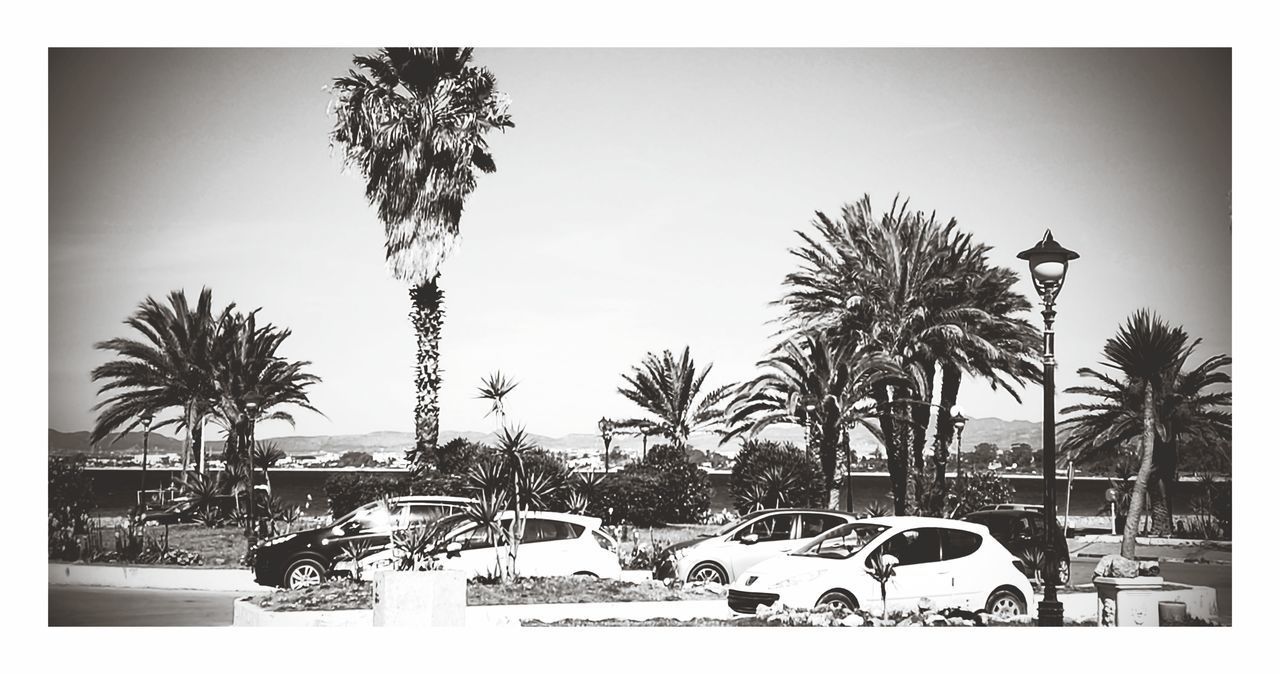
[792,523,889,559]
[707,513,764,537]
[332,501,390,528]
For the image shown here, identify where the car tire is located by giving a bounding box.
[284,557,326,589]
[985,589,1026,618]
[687,563,727,585]
[816,591,857,612]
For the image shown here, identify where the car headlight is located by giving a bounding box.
[762,570,824,590]
[261,533,297,547]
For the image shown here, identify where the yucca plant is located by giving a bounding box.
[565,491,589,515]
[394,524,443,571]
[338,540,374,583]
[463,493,510,580]
[862,501,891,518]
[477,371,519,431]
[866,553,899,620]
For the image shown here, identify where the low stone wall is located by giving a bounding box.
[233,599,372,627]
[49,563,269,592]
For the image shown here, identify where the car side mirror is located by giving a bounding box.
[740,533,760,545]
[446,541,463,558]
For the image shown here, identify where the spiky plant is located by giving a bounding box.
[618,346,733,446]
[477,371,519,431]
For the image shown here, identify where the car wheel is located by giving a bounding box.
[284,558,326,589]
[816,591,857,612]
[985,589,1026,618]
[688,563,727,585]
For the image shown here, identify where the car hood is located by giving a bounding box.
[663,536,715,555]
[731,554,834,591]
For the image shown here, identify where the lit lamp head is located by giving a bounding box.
[598,417,613,443]
[1017,230,1079,304]
[949,405,967,432]
[140,411,153,430]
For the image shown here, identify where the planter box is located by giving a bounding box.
[371,570,466,627]
[1092,577,1216,626]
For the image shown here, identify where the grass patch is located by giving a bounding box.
[148,525,251,567]
[248,575,724,612]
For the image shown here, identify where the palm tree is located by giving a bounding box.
[1060,328,1230,537]
[778,195,1040,514]
[330,48,514,467]
[1083,310,1195,558]
[252,441,289,493]
[207,310,322,489]
[722,333,897,507]
[618,347,733,446]
[91,288,232,475]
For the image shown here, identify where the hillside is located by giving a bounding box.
[49,416,1046,457]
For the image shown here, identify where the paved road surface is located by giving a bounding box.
[49,561,1231,626]
[49,587,250,626]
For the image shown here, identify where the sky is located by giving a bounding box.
[48,48,1231,440]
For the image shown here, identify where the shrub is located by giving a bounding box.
[595,445,710,526]
[433,438,490,475]
[49,456,95,560]
[323,473,409,518]
[948,471,1015,518]
[729,439,825,514]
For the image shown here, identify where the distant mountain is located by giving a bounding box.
[48,428,185,455]
[50,416,1048,458]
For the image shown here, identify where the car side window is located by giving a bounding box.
[940,529,983,560]
[520,519,564,544]
[457,525,494,550]
[800,514,847,538]
[736,514,795,542]
[872,528,942,567]
[407,504,450,525]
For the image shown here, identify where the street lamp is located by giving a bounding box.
[243,393,263,551]
[950,405,967,493]
[1018,229,1079,627]
[139,411,153,509]
[598,417,614,474]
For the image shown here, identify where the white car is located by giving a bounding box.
[656,509,859,585]
[727,516,1035,618]
[341,511,622,580]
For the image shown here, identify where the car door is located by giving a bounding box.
[938,527,986,609]
[727,513,798,579]
[867,528,951,613]
[437,522,504,578]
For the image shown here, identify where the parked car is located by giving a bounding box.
[140,491,270,525]
[252,495,475,589]
[992,503,1044,513]
[963,508,1071,585]
[341,510,622,580]
[655,508,859,585]
[726,516,1035,618]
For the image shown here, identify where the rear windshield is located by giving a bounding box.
[792,523,889,559]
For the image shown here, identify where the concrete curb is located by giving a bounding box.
[49,563,273,592]
[1072,553,1231,566]
[1069,535,1232,548]
[231,598,730,627]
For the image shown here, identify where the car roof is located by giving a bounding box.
[858,515,989,534]
[435,510,604,530]
[745,508,855,517]
[965,509,1035,519]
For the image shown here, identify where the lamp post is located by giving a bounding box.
[244,393,263,550]
[950,405,966,496]
[139,411,153,508]
[1018,229,1079,627]
[598,417,614,474]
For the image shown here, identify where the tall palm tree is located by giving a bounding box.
[1060,333,1230,536]
[618,347,733,446]
[778,195,1040,514]
[722,333,897,507]
[206,310,322,486]
[91,288,232,475]
[1083,310,1194,558]
[330,48,514,467]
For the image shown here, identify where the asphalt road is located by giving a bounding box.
[48,587,251,626]
[49,561,1231,626]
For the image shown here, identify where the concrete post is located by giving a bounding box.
[372,570,467,627]
[1093,576,1164,626]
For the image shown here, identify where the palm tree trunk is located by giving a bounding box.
[930,364,962,513]
[911,362,935,477]
[1122,382,1158,558]
[410,279,445,468]
[873,384,907,515]
[894,394,917,515]
[181,404,196,475]
[1150,438,1177,536]
[819,412,840,509]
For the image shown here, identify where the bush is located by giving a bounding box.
[948,471,1015,517]
[433,438,490,475]
[594,444,710,526]
[49,456,95,560]
[323,473,409,518]
[729,439,825,514]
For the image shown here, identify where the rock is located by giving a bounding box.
[1093,554,1140,579]
[809,612,833,627]
[1139,560,1161,577]
[840,614,866,627]
[917,597,935,613]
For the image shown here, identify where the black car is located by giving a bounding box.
[251,496,475,589]
[963,508,1071,585]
